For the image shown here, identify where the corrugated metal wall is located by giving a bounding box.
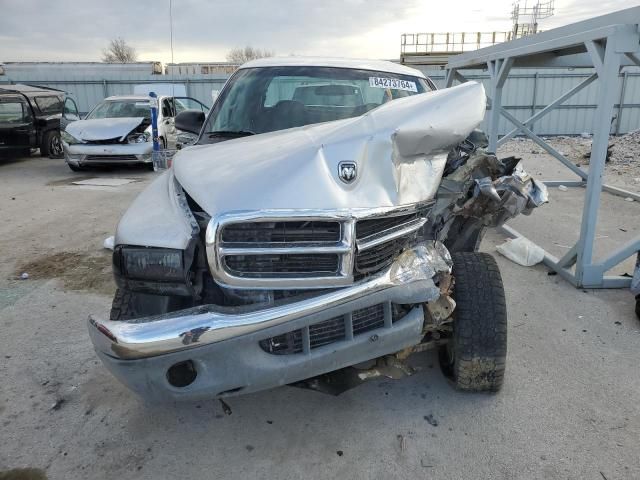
[2,66,639,135]
[0,72,229,114]
[419,67,640,135]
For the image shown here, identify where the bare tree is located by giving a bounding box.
[226,46,274,64]
[102,37,137,63]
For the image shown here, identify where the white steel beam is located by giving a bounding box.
[575,36,623,286]
[498,107,588,180]
[447,8,640,290]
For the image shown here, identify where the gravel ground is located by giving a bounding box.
[0,149,639,480]
[501,132,640,188]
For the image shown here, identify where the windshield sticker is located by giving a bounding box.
[369,77,417,92]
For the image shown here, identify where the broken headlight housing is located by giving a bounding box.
[127,132,151,144]
[112,245,196,296]
[61,130,83,145]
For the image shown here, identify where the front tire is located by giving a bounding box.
[42,130,63,158]
[110,288,189,320]
[439,252,507,392]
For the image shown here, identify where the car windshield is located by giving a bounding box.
[87,99,151,120]
[203,66,432,137]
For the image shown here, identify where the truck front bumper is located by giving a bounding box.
[88,244,452,401]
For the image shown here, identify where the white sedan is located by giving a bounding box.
[61,95,207,171]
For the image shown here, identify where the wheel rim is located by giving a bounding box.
[50,134,63,156]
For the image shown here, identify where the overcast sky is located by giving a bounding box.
[0,0,637,63]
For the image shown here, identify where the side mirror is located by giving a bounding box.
[175,110,205,135]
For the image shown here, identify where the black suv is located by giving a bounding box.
[0,84,79,158]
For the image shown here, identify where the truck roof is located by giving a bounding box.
[0,83,63,95]
[239,56,426,78]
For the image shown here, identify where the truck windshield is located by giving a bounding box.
[203,66,432,138]
[87,100,151,120]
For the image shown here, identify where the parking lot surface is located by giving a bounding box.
[1,153,639,479]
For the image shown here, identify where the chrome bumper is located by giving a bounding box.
[88,244,451,400]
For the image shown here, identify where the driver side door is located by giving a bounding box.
[60,97,80,131]
[0,95,36,149]
[164,97,209,148]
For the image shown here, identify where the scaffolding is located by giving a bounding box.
[401,32,515,57]
[511,0,555,37]
[445,6,640,289]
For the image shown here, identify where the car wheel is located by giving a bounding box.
[110,288,189,321]
[438,252,507,392]
[42,130,63,158]
[68,163,84,172]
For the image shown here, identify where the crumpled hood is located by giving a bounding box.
[173,81,486,215]
[64,117,146,141]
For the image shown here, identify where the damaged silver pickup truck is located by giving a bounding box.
[88,57,547,401]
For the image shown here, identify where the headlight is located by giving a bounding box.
[61,130,82,145]
[114,246,185,282]
[127,132,150,144]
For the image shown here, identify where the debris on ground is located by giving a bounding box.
[558,185,568,192]
[19,272,29,280]
[50,398,65,411]
[424,414,439,427]
[72,178,137,187]
[500,133,640,181]
[496,237,545,267]
[103,236,115,251]
[219,399,232,416]
[397,435,407,452]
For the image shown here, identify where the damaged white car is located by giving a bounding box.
[87,57,547,401]
[62,94,207,171]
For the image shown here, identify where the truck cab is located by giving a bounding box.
[0,84,79,158]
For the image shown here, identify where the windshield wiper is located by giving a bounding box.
[207,130,256,138]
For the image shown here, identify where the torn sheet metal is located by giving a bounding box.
[173,82,487,214]
[65,117,146,142]
[434,151,548,229]
[389,242,453,305]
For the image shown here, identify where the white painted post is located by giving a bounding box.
[487,60,501,152]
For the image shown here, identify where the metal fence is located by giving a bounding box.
[2,67,640,135]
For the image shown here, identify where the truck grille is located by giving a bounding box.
[356,212,420,239]
[224,254,340,276]
[208,206,429,288]
[259,302,408,355]
[221,221,340,243]
[355,237,411,276]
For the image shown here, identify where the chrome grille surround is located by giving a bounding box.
[205,203,433,290]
